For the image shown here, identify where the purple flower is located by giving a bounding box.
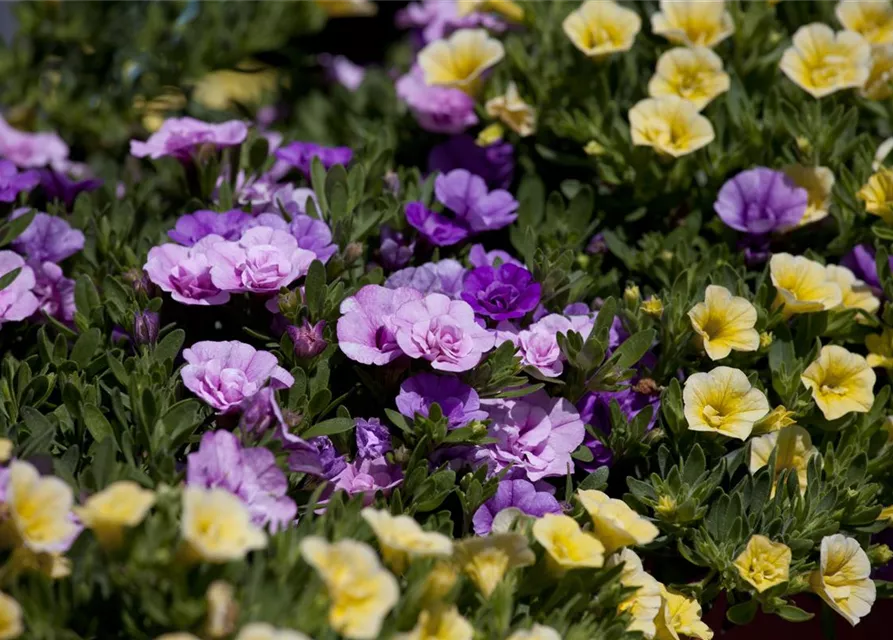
[168,210,252,246]
[181,340,294,413]
[355,418,392,459]
[144,236,230,306]
[132,310,160,346]
[468,244,522,268]
[396,372,487,428]
[841,244,888,296]
[319,54,366,92]
[405,201,469,246]
[393,293,496,372]
[429,135,514,190]
[379,226,416,270]
[396,0,507,45]
[462,263,540,321]
[578,385,660,471]
[186,430,297,531]
[0,251,39,325]
[0,160,39,202]
[476,390,585,481]
[0,116,69,168]
[330,456,402,501]
[274,142,352,178]
[472,479,561,536]
[11,210,85,265]
[385,259,467,298]
[289,214,338,263]
[38,161,102,206]
[436,169,519,233]
[32,262,75,324]
[208,226,316,294]
[285,434,347,478]
[286,319,328,359]
[337,285,424,365]
[239,387,281,437]
[396,66,478,134]
[130,117,248,161]
[586,233,607,254]
[715,167,808,234]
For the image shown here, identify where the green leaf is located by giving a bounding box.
[74,275,101,320]
[303,417,354,438]
[726,600,758,625]
[84,404,114,443]
[579,466,609,491]
[70,328,102,367]
[0,267,21,292]
[304,260,327,319]
[20,407,56,456]
[0,209,35,246]
[154,329,185,364]
[775,605,813,623]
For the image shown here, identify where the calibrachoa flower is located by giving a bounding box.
[0,591,22,640]
[650,0,734,48]
[472,478,561,536]
[606,549,662,638]
[396,0,507,45]
[825,264,880,317]
[404,202,470,246]
[461,263,540,320]
[428,134,514,190]
[234,623,309,640]
[0,252,39,326]
[863,45,893,100]
[38,162,102,206]
[779,23,871,99]
[801,345,875,421]
[497,312,607,378]
[181,340,294,413]
[74,481,155,549]
[749,426,817,495]
[274,141,353,177]
[532,514,605,570]
[417,28,505,94]
[145,236,230,306]
[209,226,316,294]
[841,244,888,296]
[319,53,366,91]
[733,535,792,593]
[454,533,534,597]
[782,164,835,226]
[468,243,522,268]
[714,168,808,234]
[866,327,893,371]
[397,606,473,640]
[628,96,715,158]
[355,418,392,459]
[11,211,85,265]
[0,115,69,168]
[287,319,328,359]
[858,167,893,224]
[168,209,252,246]
[654,585,713,640]
[562,0,641,60]
[130,117,248,160]
[687,285,759,361]
[180,486,267,563]
[683,366,769,440]
[770,253,843,316]
[0,160,39,202]
[836,0,893,45]
[485,82,536,137]
[379,227,416,270]
[337,285,424,365]
[577,489,659,554]
[396,372,487,428]
[32,262,75,324]
[386,259,466,298]
[330,457,403,501]
[396,66,479,134]
[648,47,730,110]
[361,508,452,573]
[506,625,561,640]
[810,534,876,626]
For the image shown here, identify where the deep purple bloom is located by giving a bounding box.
[355,418,392,459]
[11,210,85,265]
[379,226,416,270]
[435,169,519,232]
[38,162,102,206]
[168,209,252,246]
[405,201,469,246]
[396,372,487,428]
[468,244,522,268]
[429,135,514,190]
[577,385,661,471]
[396,66,478,134]
[396,0,507,45]
[0,160,39,202]
[715,167,808,234]
[0,116,69,168]
[841,244,888,296]
[472,479,562,536]
[385,259,467,298]
[462,263,540,321]
[0,251,39,325]
[208,226,316,294]
[285,434,347,478]
[144,236,230,306]
[132,310,160,346]
[287,319,328,359]
[337,284,424,365]
[319,54,366,91]
[32,262,75,324]
[130,117,247,161]
[274,142,352,177]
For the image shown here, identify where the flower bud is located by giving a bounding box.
[383,171,401,196]
[124,268,152,296]
[286,320,327,359]
[132,310,159,346]
[641,297,664,318]
[344,241,364,265]
[623,284,640,306]
[586,233,607,255]
[869,543,893,567]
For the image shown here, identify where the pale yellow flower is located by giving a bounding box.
[858,167,893,224]
[733,535,792,593]
[584,140,607,156]
[650,0,734,48]
[361,508,452,573]
[862,44,893,100]
[826,264,880,319]
[234,623,310,640]
[0,591,22,640]
[779,23,871,98]
[532,514,605,570]
[457,0,525,23]
[417,28,505,94]
[752,405,797,435]
[801,345,876,421]
[769,253,842,316]
[687,285,759,361]
[506,625,562,640]
[205,581,237,639]
[749,426,818,495]
[180,487,266,563]
[836,0,893,45]
[562,0,642,59]
[654,585,713,640]
[648,47,730,110]
[683,366,770,440]
[316,0,377,18]
[607,549,662,638]
[75,481,155,549]
[193,64,279,111]
[782,164,835,226]
[476,123,504,146]
[866,328,893,371]
[454,533,535,597]
[810,534,876,626]
[485,83,536,137]
[641,297,664,317]
[0,439,12,463]
[133,90,186,133]
[578,490,659,554]
[629,96,714,158]
[396,606,473,640]
[4,460,80,554]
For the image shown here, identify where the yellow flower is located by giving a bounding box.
[650,0,734,48]
[779,23,871,98]
[315,0,377,18]
[641,297,664,318]
[858,167,893,224]
[485,83,536,137]
[361,508,452,573]
[422,561,459,603]
[801,345,876,420]
[826,265,880,318]
[234,623,310,640]
[810,534,876,626]
[562,0,642,59]
[300,536,399,640]
[836,0,893,45]
[578,490,659,554]
[417,28,505,95]
[749,426,818,495]
[782,165,835,226]
[878,505,893,524]
[454,533,535,597]
[654,585,713,640]
[193,63,279,111]
[507,625,562,640]
[6,547,70,580]
[862,44,893,100]
[759,332,774,349]
[205,581,237,639]
[457,0,525,23]
[133,90,186,133]
[752,405,797,435]
[74,481,155,549]
[0,439,12,463]
[0,591,23,640]
[606,549,662,638]
[532,513,605,570]
[180,487,266,563]
[866,328,893,371]
[396,606,473,640]
[769,253,842,316]
[628,96,715,158]
[687,285,759,361]
[477,123,505,146]
[4,460,80,554]
[648,47,730,110]
[733,535,792,593]
[683,366,770,440]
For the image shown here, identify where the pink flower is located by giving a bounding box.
[0,116,69,168]
[0,251,39,325]
[208,226,315,294]
[330,456,402,502]
[33,262,75,324]
[144,236,230,306]
[393,293,495,372]
[496,313,599,378]
[337,285,424,365]
[395,66,478,134]
[130,117,247,161]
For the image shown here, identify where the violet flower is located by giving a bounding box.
[329,456,402,502]
[436,169,519,232]
[462,263,540,321]
[336,284,423,365]
[396,372,487,428]
[319,54,366,92]
[0,116,69,168]
[714,167,808,234]
[396,66,478,134]
[496,313,599,378]
[144,236,230,306]
[289,214,337,263]
[385,259,467,298]
[841,244,889,296]
[355,418,392,459]
[428,135,514,190]
[132,310,160,346]
[285,434,347,479]
[130,117,247,161]
[274,141,352,178]
[577,385,660,471]
[11,210,85,265]
[0,251,39,325]
[286,320,328,359]
[32,262,75,324]
[38,161,102,206]
[404,201,469,247]
[0,160,39,202]
[468,244,522,268]
[396,0,507,45]
[379,226,416,270]
[472,479,562,536]
[168,209,252,246]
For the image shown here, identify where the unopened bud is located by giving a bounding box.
[586,232,607,255]
[277,289,300,316]
[286,320,327,359]
[383,171,401,196]
[124,268,152,296]
[633,378,660,395]
[869,544,893,567]
[133,310,159,346]
[759,331,774,349]
[344,241,363,265]
[205,581,238,639]
[623,284,640,306]
[584,140,606,156]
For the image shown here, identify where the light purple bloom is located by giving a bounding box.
[715,167,808,234]
[396,372,487,428]
[264,184,319,217]
[130,117,248,161]
[355,418,392,459]
[286,319,328,359]
[144,236,230,306]
[239,387,281,437]
[429,135,514,190]
[0,116,69,168]
[38,161,102,206]
[841,244,887,296]
[396,0,507,44]
[32,262,75,324]
[577,385,661,471]
[0,160,39,202]
[181,340,294,413]
[0,251,39,325]
[289,214,337,263]
[462,263,540,321]
[468,244,522,268]
[337,285,424,365]
[405,201,469,247]
[330,456,402,501]
[319,54,366,92]
[435,169,519,233]
[274,142,352,178]
[379,226,416,270]
[472,479,562,536]
[168,209,252,246]
[385,259,467,298]
[11,210,85,265]
[186,430,297,532]
[396,66,478,134]
[208,226,316,294]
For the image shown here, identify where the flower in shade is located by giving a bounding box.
[468,244,522,268]
[472,478,561,536]
[654,585,713,640]
[752,405,797,436]
[562,0,642,59]
[287,320,328,359]
[74,481,155,549]
[454,533,535,597]
[428,134,514,190]
[866,327,893,372]
[355,418,392,460]
[506,626,561,640]
[37,162,102,207]
[650,0,734,48]
[532,514,605,570]
[577,384,660,470]
[714,168,808,234]
[208,226,316,294]
[274,141,352,178]
[180,487,267,563]
[782,164,835,226]
[0,160,39,202]
[810,534,876,626]
[168,210,252,246]
[361,508,452,573]
[319,53,366,92]
[770,253,843,316]
[461,263,540,321]
[144,236,230,306]
[578,489,659,554]
[749,426,818,495]
[836,0,893,45]
[436,168,519,232]
[133,310,160,346]
[801,345,875,421]
[628,96,714,158]
[779,23,871,98]
[396,0,507,45]
[0,115,69,168]
[733,535,792,593]
[687,285,760,361]
[385,259,467,298]
[858,167,893,224]
[0,592,22,640]
[4,460,81,554]
[862,45,893,100]
[485,82,536,137]
[379,227,416,270]
[0,252,39,326]
[648,47,730,110]
[606,549,662,638]
[32,262,75,325]
[337,285,424,365]
[826,264,880,318]
[417,28,505,94]
[130,117,248,160]
[396,66,479,134]
[396,372,487,428]
[404,202,470,246]
[181,340,294,413]
[11,210,85,265]
[683,366,769,440]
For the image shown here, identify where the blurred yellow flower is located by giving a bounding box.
[361,508,452,573]
[234,623,310,640]
[836,0,893,45]
[75,481,155,549]
[396,606,473,640]
[810,534,876,626]
[476,123,505,146]
[733,535,792,593]
[628,96,715,158]
[688,285,760,361]
[648,47,730,110]
[0,591,23,640]
[752,405,797,435]
[578,490,659,554]
[769,253,842,316]
[133,90,186,133]
[779,23,871,98]
[485,83,536,137]
[749,426,818,495]
[0,439,12,463]
[156,635,200,640]
[606,549,662,638]
[454,533,535,597]
[825,264,880,318]
[506,625,562,640]
[683,366,770,440]
[417,28,505,94]
[801,345,875,420]
[180,487,266,563]
[4,460,80,554]
[866,327,893,371]
[654,585,713,640]
[858,167,893,224]
[457,0,525,22]
[562,0,642,59]
[782,164,835,226]
[316,0,377,18]
[862,45,893,100]
[532,514,605,570]
[650,0,734,48]
[584,140,607,156]
[194,64,279,112]
[421,561,459,603]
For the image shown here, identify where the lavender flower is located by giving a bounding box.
[428,135,514,190]
[472,479,561,536]
[396,372,487,428]
[379,226,416,270]
[132,310,160,346]
[396,66,478,134]
[208,226,316,294]
[285,434,347,478]
[462,263,540,321]
[274,142,352,178]
[404,202,469,247]
[130,117,248,161]
[337,285,424,365]
[38,161,102,206]
[496,313,603,378]
[11,210,85,265]
[0,160,39,202]
[319,54,366,92]
[841,244,889,296]
[329,456,402,501]
[436,169,519,232]
[385,259,466,298]
[32,262,75,324]
[0,116,69,168]
[0,251,39,325]
[289,214,337,263]
[355,418,392,459]
[468,244,522,268]
[715,167,808,234]
[144,236,230,306]
[396,0,507,45]
[286,320,327,359]
[168,210,252,246]
[577,385,660,471]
